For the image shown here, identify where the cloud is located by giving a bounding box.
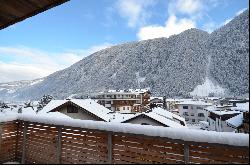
[136,0,220,40]
[137,15,195,40]
[168,0,203,16]
[0,43,112,83]
[115,0,156,27]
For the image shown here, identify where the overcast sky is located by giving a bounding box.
[0,0,249,83]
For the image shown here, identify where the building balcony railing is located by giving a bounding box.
[0,115,249,164]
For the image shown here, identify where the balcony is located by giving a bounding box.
[0,115,249,164]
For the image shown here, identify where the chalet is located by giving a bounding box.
[91,88,151,113]
[120,107,187,128]
[39,99,112,122]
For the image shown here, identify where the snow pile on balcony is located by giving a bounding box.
[17,114,249,147]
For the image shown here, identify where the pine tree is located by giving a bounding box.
[36,95,53,112]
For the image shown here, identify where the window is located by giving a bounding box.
[198,113,205,117]
[192,119,195,123]
[185,118,189,121]
[123,107,125,110]
[127,107,130,110]
[67,106,78,113]
[141,123,150,125]
[197,106,203,110]
[180,121,185,126]
[191,113,194,116]
[183,106,188,109]
[183,112,189,116]
[117,107,120,111]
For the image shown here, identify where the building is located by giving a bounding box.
[39,99,112,122]
[117,107,187,128]
[91,89,151,113]
[201,104,242,132]
[176,100,212,124]
[229,102,249,133]
[241,111,249,133]
[149,97,163,109]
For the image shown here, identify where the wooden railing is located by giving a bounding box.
[0,119,249,164]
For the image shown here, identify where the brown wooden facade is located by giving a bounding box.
[0,120,249,164]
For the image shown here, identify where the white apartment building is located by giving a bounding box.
[176,100,212,124]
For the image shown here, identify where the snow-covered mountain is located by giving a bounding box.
[1,9,249,101]
[0,78,44,101]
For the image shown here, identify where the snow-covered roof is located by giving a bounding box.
[150,97,163,101]
[205,97,221,100]
[109,113,137,123]
[176,100,212,106]
[211,110,241,116]
[226,113,243,128]
[231,102,249,112]
[120,108,186,128]
[98,88,150,95]
[39,100,67,114]
[39,99,112,121]
[205,105,233,112]
[71,99,112,121]
[145,112,186,128]
[152,107,185,123]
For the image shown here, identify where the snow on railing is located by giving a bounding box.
[1,114,247,147]
[0,114,249,164]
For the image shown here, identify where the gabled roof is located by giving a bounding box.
[0,0,69,30]
[39,99,112,121]
[121,109,187,128]
[152,107,186,123]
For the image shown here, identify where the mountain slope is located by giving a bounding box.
[2,9,249,101]
[208,10,249,96]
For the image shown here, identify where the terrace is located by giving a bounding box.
[0,114,249,164]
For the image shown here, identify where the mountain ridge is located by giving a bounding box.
[1,9,249,101]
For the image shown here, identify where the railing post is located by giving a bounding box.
[21,122,28,164]
[56,126,62,164]
[108,132,113,164]
[184,143,189,164]
[0,123,3,152]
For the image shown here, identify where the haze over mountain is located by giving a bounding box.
[0,9,248,101]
